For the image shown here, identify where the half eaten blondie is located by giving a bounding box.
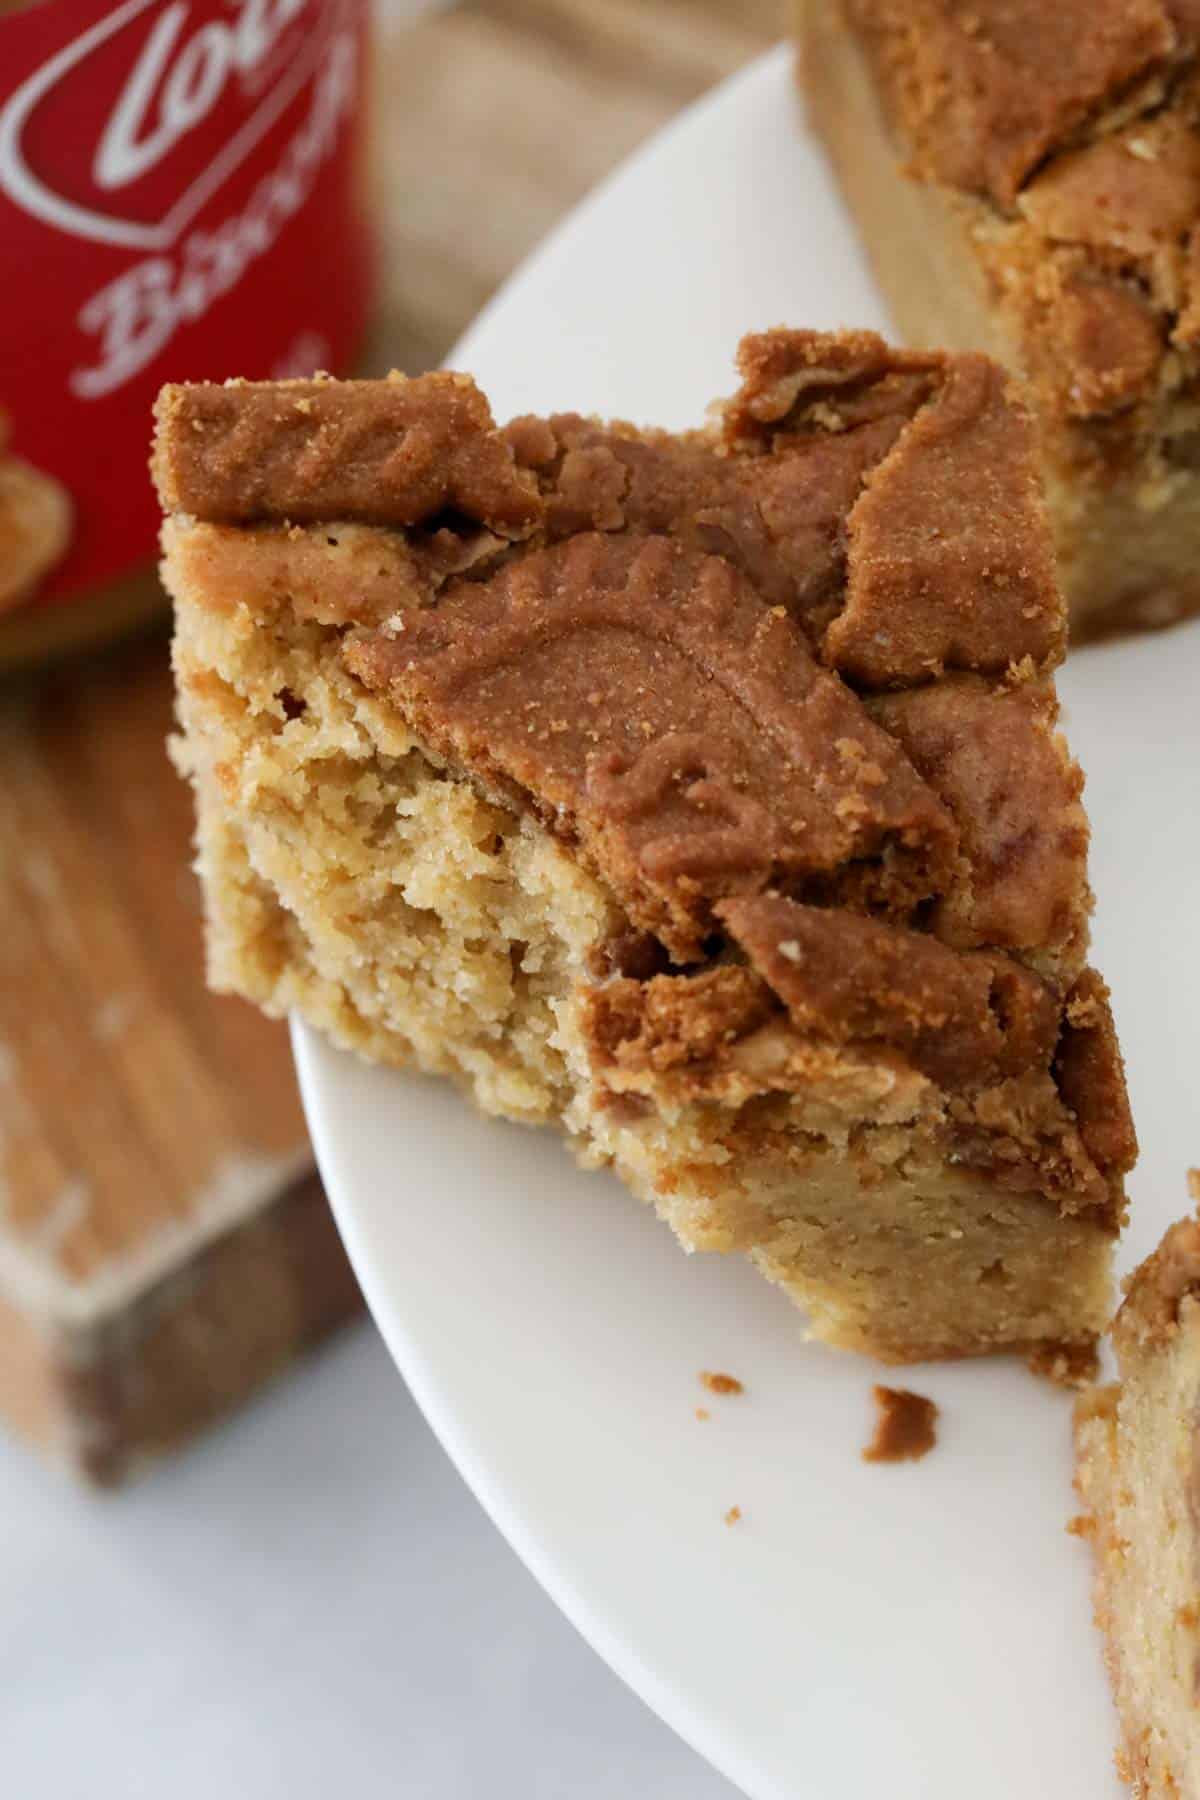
[800,0,1200,641]
[1075,1185,1200,1797]
[156,328,1135,1365]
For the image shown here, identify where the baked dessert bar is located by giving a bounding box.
[800,0,1200,640]
[156,328,1135,1365]
[1075,1186,1200,1797]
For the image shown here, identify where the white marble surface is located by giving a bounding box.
[0,1323,735,1798]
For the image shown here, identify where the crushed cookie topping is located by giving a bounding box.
[153,374,541,534]
[153,328,1137,1217]
[345,530,957,961]
[844,1,1200,420]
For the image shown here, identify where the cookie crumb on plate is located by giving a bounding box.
[863,1385,939,1463]
[700,1371,744,1395]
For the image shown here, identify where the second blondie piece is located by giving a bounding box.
[801,0,1200,640]
[156,329,1135,1365]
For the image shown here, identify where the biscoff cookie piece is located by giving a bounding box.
[800,0,1200,640]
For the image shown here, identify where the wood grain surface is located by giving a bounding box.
[0,0,779,1480]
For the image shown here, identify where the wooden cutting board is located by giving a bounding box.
[0,0,779,1484]
[0,638,362,1483]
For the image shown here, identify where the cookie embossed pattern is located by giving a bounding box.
[0,0,373,666]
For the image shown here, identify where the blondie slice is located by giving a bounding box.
[1075,1187,1200,1796]
[156,329,1134,1365]
[800,0,1200,640]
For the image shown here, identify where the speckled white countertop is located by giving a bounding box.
[0,1324,735,1797]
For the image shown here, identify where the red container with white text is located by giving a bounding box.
[0,0,374,667]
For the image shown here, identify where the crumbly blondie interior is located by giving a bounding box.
[1075,1189,1200,1796]
[801,0,1200,639]
[158,329,1135,1365]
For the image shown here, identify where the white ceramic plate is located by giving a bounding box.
[295,47,1200,1800]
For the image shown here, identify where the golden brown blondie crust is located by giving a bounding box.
[801,0,1200,639]
[158,330,1135,1365]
